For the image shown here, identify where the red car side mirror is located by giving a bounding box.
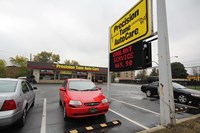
[59,87,65,91]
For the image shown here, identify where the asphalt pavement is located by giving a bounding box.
[1,83,200,133]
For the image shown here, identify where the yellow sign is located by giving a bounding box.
[56,64,100,72]
[110,0,153,53]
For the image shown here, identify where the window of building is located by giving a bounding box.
[126,72,128,78]
[60,71,72,80]
[40,69,54,80]
[117,72,120,77]
[131,72,134,78]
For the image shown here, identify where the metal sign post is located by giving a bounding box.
[107,27,111,102]
[157,0,176,126]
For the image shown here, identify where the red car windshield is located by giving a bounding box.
[68,80,97,91]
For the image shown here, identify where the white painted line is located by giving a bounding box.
[40,98,47,133]
[111,98,160,116]
[109,109,149,130]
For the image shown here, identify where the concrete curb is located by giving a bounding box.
[137,113,200,133]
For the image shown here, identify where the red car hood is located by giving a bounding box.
[68,90,106,103]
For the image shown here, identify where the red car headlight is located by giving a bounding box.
[102,98,108,105]
[69,100,82,107]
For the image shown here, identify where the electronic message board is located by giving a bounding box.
[110,41,151,72]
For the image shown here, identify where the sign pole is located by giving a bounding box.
[107,27,111,102]
[157,0,176,126]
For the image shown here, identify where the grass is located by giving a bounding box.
[188,86,200,91]
[153,116,200,133]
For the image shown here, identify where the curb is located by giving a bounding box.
[137,113,200,133]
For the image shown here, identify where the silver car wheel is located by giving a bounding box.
[18,108,27,127]
[178,95,188,104]
[146,90,152,97]
[22,108,27,124]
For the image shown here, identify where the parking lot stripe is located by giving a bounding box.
[111,98,160,116]
[109,109,149,130]
[40,98,47,133]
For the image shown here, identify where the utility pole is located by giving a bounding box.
[157,0,176,126]
[30,53,32,61]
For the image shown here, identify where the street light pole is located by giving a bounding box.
[157,0,176,126]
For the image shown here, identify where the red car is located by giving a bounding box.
[59,79,109,120]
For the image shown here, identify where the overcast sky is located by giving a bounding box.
[0,0,200,68]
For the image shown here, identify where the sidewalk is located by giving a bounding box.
[137,114,200,133]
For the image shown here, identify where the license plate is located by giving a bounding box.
[89,108,98,113]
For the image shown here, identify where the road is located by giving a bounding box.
[1,83,200,133]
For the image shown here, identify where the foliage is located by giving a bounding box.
[15,67,29,78]
[9,56,29,78]
[64,59,80,65]
[0,59,7,77]
[136,69,147,80]
[150,68,159,76]
[171,62,188,78]
[34,51,60,63]
[10,55,28,67]
[111,72,116,82]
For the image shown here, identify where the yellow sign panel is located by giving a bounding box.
[110,0,153,53]
[56,64,100,72]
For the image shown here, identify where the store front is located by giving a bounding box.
[27,62,108,83]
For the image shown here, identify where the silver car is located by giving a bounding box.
[0,78,37,128]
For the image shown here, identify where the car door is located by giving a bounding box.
[21,81,31,108]
[60,80,67,104]
[25,81,35,105]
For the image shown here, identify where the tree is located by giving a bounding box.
[10,55,28,67]
[136,69,147,80]
[0,59,7,77]
[171,62,188,78]
[10,55,29,77]
[150,68,159,76]
[64,59,80,65]
[34,51,60,63]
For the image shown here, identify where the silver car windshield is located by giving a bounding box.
[0,80,17,92]
[172,82,186,89]
[69,80,97,91]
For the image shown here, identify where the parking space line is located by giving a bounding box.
[111,98,160,116]
[40,98,47,133]
[109,109,149,130]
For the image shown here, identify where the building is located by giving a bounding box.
[27,61,108,83]
[115,71,135,82]
[6,66,18,78]
[187,75,200,81]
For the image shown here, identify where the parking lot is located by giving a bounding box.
[1,83,200,133]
